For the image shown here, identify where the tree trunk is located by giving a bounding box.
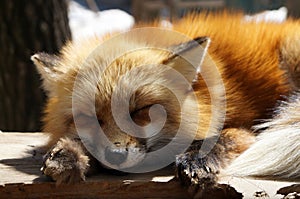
[0,0,71,131]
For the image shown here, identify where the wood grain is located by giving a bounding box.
[0,132,299,198]
[0,132,189,198]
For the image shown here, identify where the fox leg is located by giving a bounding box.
[175,128,255,198]
[41,137,90,184]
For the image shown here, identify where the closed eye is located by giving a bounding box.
[131,105,153,126]
[131,104,153,115]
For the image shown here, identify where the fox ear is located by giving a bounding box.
[163,36,211,84]
[31,52,63,96]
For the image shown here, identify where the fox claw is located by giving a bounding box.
[176,152,218,187]
[42,138,89,184]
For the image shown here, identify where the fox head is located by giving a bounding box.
[32,29,223,172]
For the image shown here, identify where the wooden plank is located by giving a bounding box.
[0,132,299,198]
[0,132,188,198]
[0,181,187,199]
[0,132,48,185]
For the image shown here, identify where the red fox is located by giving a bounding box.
[32,12,300,197]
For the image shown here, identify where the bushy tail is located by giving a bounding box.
[225,127,300,180]
[225,93,300,180]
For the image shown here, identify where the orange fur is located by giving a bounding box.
[41,13,300,146]
[32,12,300,185]
[171,12,300,128]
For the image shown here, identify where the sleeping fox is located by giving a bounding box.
[32,12,300,197]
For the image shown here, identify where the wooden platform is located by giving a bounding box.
[0,132,299,198]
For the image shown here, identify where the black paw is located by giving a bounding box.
[175,152,242,199]
[42,138,89,184]
[175,152,218,187]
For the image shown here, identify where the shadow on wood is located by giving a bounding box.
[0,133,299,198]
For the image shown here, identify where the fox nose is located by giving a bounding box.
[105,144,128,165]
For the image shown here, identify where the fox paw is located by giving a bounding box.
[176,152,218,186]
[41,138,89,184]
[176,152,242,199]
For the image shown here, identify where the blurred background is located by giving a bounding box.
[0,0,300,132]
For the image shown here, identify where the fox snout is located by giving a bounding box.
[95,138,146,170]
[104,143,128,165]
